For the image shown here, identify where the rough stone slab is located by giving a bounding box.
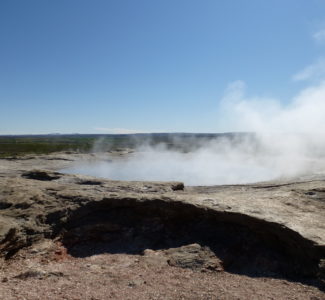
[0,153,324,276]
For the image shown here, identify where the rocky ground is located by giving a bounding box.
[0,152,324,299]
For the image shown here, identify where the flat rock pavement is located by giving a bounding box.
[0,153,324,280]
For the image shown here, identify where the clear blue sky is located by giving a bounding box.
[1,0,325,134]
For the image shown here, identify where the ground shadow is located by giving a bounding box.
[59,198,325,291]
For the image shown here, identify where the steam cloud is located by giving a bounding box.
[65,79,325,186]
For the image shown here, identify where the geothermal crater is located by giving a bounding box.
[63,147,325,185]
[0,152,324,299]
[61,197,313,277]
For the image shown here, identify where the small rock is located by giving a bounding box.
[128,279,145,287]
[142,249,168,267]
[171,182,184,191]
[29,239,55,254]
[165,244,224,272]
[13,269,66,280]
[14,270,46,280]
[47,271,67,278]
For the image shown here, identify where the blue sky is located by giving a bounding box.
[1,0,325,134]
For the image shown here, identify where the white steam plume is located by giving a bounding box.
[65,80,325,185]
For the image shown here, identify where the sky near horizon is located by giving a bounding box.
[1,0,325,134]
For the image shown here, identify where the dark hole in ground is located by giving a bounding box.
[78,180,102,186]
[22,170,61,181]
[59,199,324,290]
[305,191,316,196]
[0,202,12,209]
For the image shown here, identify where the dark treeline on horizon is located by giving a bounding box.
[0,132,256,158]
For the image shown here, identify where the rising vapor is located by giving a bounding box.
[65,78,325,186]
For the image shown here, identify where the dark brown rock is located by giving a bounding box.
[166,244,224,271]
[171,182,184,191]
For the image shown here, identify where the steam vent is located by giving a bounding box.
[0,153,324,299]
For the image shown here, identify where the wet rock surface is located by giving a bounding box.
[0,152,324,299]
